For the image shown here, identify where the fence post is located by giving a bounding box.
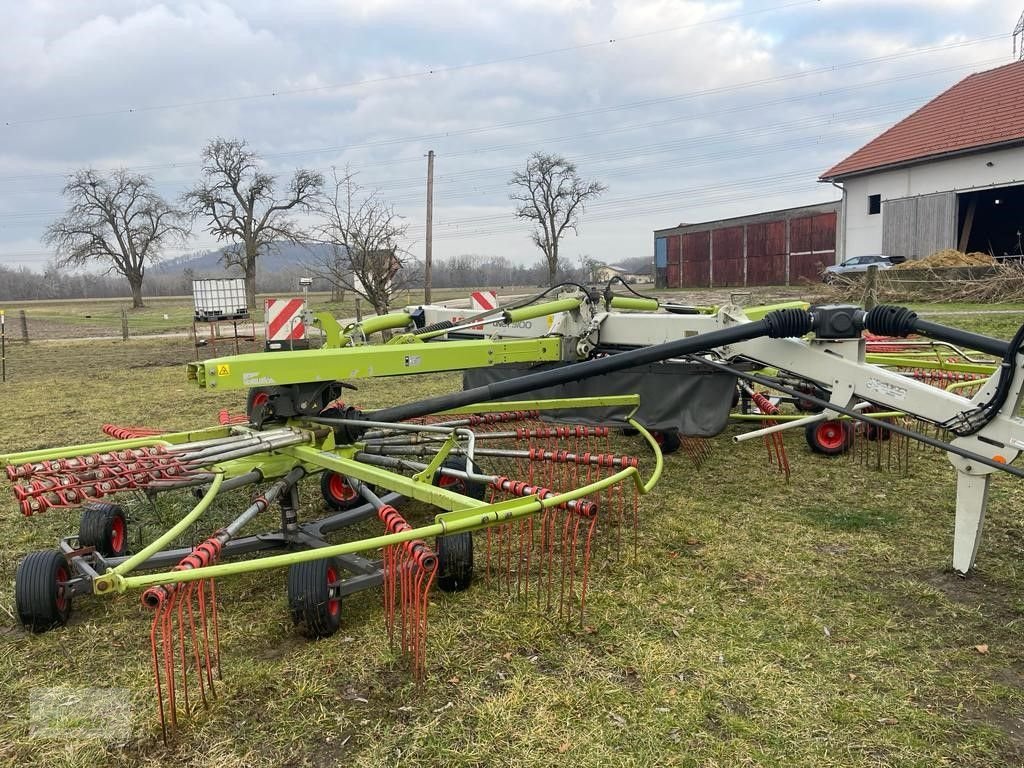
[19,309,28,343]
[121,308,129,341]
[863,265,879,310]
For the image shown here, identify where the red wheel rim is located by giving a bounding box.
[55,565,68,611]
[251,392,269,407]
[816,421,846,450]
[438,474,466,494]
[328,474,356,502]
[110,516,125,553]
[326,566,340,617]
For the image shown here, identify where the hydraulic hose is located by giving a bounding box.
[372,307,812,424]
[863,305,1010,358]
[863,305,1023,436]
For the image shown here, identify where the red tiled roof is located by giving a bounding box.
[821,60,1024,180]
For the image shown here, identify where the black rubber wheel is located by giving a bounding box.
[246,387,276,426]
[15,550,73,632]
[653,429,682,455]
[287,557,342,639]
[432,456,483,592]
[432,456,486,500]
[78,502,128,557]
[435,533,474,593]
[320,472,372,511]
[805,420,853,455]
[794,385,827,413]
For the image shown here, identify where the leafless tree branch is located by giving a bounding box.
[302,167,412,314]
[509,152,606,286]
[42,169,189,307]
[183,137,324,308]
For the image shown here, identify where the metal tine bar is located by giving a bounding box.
[163,432,283,453]
[146,470,263,492]
[355,452,495,485]
[224,468,305,537]
[179,433,313,468]
[175,429,298,461]
[355,452,596,516]
[733,402,872,443]
[359,411,539,440]
[309,417,459,435]
[363,428,606,446]
[365,444,638,467]
[867,338,994,363]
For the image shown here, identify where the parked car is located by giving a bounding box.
[822,255,897,282]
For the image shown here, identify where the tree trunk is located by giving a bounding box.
[128,275,145,308]
[244,244,258,310]
[547,245,558,286]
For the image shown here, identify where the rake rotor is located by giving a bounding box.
[3,394,659,740]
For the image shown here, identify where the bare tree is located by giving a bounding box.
[509,152,606,286]
[305,168,412,315]
[183,138,323,309]
[43,169,188,308]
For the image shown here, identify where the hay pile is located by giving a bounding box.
[827,253,1024,303]
[891,249,995,269]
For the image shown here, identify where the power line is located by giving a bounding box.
[0,37,1004,187]
[0,105,908,221]
[392,168,827,245]
[0,50,1000,216]
[1,0,821,128]
[429,183,832,242]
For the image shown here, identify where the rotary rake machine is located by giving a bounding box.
[6,289,1024,740]
[6,400,657,740]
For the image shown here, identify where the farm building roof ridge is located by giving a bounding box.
[820,59,1024,180]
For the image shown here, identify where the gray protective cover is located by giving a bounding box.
[463,361,736,437]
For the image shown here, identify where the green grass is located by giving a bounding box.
[1,305,1024,766]
[909,302,1024,313]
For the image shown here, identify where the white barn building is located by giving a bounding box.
[821,60,1024,262]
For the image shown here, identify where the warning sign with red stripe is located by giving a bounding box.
[470,290,498,311]
[264,298,306,341]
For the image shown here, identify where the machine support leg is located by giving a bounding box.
[953,470,991,574]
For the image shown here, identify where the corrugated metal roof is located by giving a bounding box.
[821,60,1024,180]
[654,201,840,237]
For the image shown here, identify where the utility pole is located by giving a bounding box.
[424,149,435,304]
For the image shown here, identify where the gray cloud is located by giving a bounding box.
[0,0,1020,270]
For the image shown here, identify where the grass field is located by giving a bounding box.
[1,303,1024,766]
[1,288,534,341]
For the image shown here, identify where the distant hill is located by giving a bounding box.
[153,242,337,276]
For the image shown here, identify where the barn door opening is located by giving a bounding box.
[958,185,1024,258]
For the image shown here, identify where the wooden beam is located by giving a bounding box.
[958,195,977,253]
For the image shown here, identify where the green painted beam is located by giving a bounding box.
[865,354,996,375]
[109,460,651,593]
[186,337,564,390]
[436,394,641,416]
[282,444,489,512]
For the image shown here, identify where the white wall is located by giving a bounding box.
[839,145,1024,260]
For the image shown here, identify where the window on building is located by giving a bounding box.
[868,194,881,215]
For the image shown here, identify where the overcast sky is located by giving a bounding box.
[0,0,1021,272]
